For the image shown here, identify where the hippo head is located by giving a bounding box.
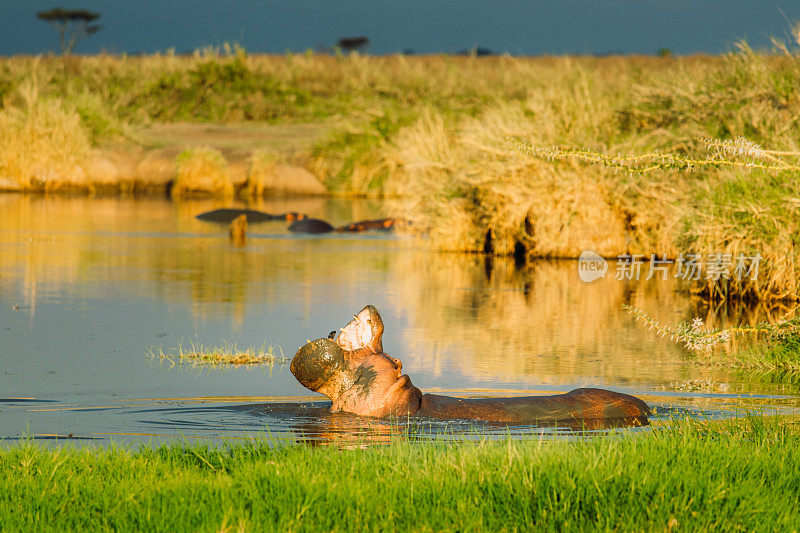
[291,305,422,417]
[290,305,384,399]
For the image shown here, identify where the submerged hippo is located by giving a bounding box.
[196,208,307,223]
[288,218,335,233]
[291,305,651,425]
[335,218,406,232]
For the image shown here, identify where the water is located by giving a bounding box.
[1,195,797,446]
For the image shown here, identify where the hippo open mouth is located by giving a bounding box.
[291,305,651,425]
[335,305,384,354]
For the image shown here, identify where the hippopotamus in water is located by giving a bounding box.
[291,305,651,425]
[288,218,335,234]
[196,208,307,223]
[335,218,407,232]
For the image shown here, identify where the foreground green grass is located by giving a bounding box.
[2,416,799,531]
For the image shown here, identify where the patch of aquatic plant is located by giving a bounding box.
[625,304,800,370]
[2,415,799,531]
[146,340,285,366]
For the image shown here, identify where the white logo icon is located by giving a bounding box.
[578,251,608,283]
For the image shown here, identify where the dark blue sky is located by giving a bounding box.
[2,1,800,56]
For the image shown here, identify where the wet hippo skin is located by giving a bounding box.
[335,218,405,232]
[196,208,306,223]
[288,218,335,233]
[291,305,651,425]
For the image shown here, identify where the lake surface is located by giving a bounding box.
[1,195,797,446]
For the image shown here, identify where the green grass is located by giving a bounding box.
[2,416,799,531]
[729,336,800,372]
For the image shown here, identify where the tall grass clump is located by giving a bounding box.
[514,137,800,301]
[365,46,800,302]
[172,146,233,198]
[245,149,279,196]
[0,80,90,191]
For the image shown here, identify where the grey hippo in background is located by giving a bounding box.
[290,305,652,427]
[196,208,408,234]
[196,208,307,223]
[288,218,407,234]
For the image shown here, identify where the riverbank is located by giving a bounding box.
[1,49,798,300]
[2,415,798,531]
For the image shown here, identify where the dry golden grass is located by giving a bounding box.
[2,47,798,299]
[172,146,233,198]
[0,80,90,191]
[244,150,279,196]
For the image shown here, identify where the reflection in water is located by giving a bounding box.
[388,252,799,390]
[2,394,796,448]
[0,196,798,444]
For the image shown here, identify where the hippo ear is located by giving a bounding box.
[336,305,384,354]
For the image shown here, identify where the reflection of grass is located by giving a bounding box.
[2,415,799,530]
[147,340,285,366]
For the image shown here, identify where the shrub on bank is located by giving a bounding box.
[0,82,90,191]
[172,146,233,198]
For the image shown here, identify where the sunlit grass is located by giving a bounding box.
[2,43,800,300]
[146,340,286,367]
[1,415,799,530]
[172,146,233,198]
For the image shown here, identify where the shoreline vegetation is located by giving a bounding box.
[1,43,799,301]
[2,415,799,530]
[626,305,800,372]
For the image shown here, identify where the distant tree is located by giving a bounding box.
[658,47,673,58]
[337,37,370,53]
[37,8,102,55]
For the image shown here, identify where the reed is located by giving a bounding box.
[245,149,279,196]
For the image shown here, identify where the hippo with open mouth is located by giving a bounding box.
[291,305,651,425]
